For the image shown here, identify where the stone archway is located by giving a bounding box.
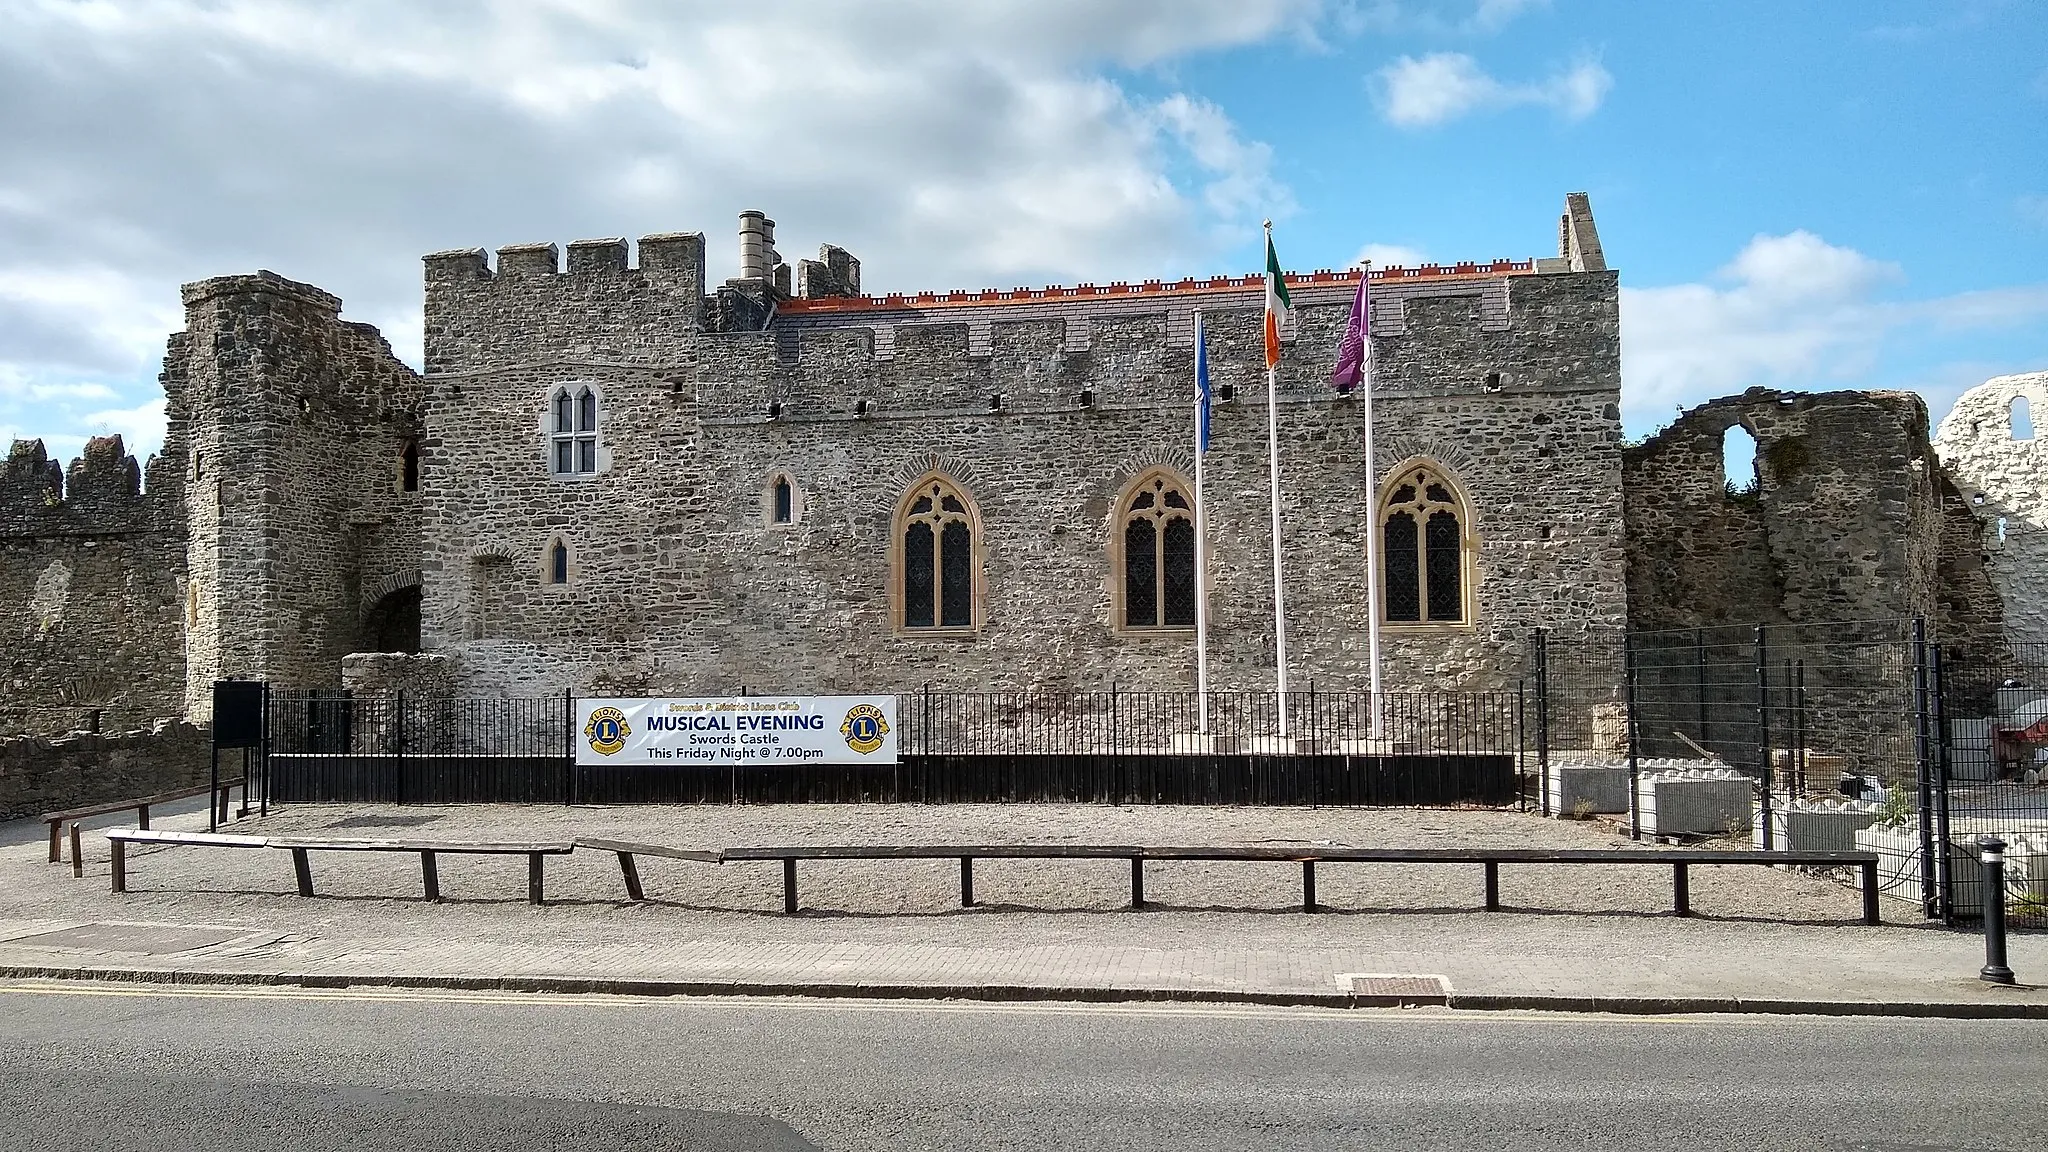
[360,578,422,654]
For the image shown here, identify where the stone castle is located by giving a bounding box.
[1,193,2040,735]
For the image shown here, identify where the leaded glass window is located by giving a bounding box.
[899,475,976,630]
[549,385,599,477]
[1379,463,1469,624]
[1120,472,1197,630]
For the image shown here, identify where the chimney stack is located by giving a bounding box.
[737,210,779,282]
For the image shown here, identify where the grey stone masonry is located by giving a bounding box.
[0,435,186,736]
[418,198,1627,699]
[0,720,212,821]
[171,270,425,717]
[1621,387,1999,657]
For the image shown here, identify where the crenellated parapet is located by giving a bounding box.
[0,435,157,538]
[687,260,1616,425]
[423,233,712,375]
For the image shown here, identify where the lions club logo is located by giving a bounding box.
[840,704,889,755]
[584,706,631,756]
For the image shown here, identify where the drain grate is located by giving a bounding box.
[1338,973,1450,1006]
[8,922,245,955]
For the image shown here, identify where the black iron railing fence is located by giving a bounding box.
[265,687,1523,809]
[1527,620,2047,924]
[254,617,2047,922]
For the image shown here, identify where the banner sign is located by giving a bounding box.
[575,696,900,767]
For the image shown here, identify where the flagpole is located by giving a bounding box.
[1193,309,1211,736]
[1359,263,1384,742]
[1263,221,1292,742]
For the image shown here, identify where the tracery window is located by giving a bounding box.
[1380,462,1471,625]
[1117,471,1197,630]
[896,474,978,631]
[549,385,599,476]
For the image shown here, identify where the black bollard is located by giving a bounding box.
[1978,837,2015,986]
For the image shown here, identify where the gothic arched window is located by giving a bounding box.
[547,538,572,585]
[1116,470,1197,630]
[549,385,600,476]
[1380,462,1473,625]
[895,474,979,631]
[768,474,796,526]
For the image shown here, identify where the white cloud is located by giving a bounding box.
[1621,231,2048,430]
[1376,51,1611,128]
[1341,0,1550,35]
[1469,0,1550,32]
[77,396,167,462]
[0,0,1317,461]
[1354,243,1429,268]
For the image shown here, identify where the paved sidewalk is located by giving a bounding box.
[5,802,2044,1016]
[1,911,2043,1014]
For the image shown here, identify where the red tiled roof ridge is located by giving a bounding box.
[779,259,1537,314]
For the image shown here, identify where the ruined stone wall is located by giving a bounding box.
[1621,388,1993,642]
[0,436,187,736]
[1934,371,2047,652]
[175,271,424,716]
[419,238,1625,700]
[0,721,213,820]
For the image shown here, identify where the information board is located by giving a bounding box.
[575,695,900,767]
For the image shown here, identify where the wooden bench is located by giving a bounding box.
[45,778,249,869]
[573,837,722,902]
[265,837,575,904]
[103,827,269,893]
[718,844,1882,923]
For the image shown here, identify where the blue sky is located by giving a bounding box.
[1,0,2043,462]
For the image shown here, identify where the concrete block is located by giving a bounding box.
[1852,823,2015,914]
[1755,798,1880,853]
[1636,769,1754,837]
[1546,762,1629,816]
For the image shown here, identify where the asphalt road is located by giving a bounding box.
[2,982,2041,1152]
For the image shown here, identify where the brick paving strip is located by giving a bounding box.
[2,803,2044,1017]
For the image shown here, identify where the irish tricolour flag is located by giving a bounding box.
[1263,230,1291,370]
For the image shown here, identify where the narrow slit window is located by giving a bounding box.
[549,541,569,585]
[772,476,794,525]
[401,440,419,492]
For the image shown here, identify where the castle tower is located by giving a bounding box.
[173,271,425,717]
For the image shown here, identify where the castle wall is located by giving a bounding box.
[424,235,709,374]
[0,436,187,736]
[1934,371,2048,652]
[174,272,425,716]
[0,721,213,821]
[1621,388,2000,653]
[419,243,1625,699]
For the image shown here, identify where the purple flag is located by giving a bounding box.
[1330,270,1369,391]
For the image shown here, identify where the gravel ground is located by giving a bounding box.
[6,801,1888,937]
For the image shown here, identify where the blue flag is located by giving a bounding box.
[1195,314,1212,453]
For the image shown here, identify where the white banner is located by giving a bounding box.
[575,696,900,767]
